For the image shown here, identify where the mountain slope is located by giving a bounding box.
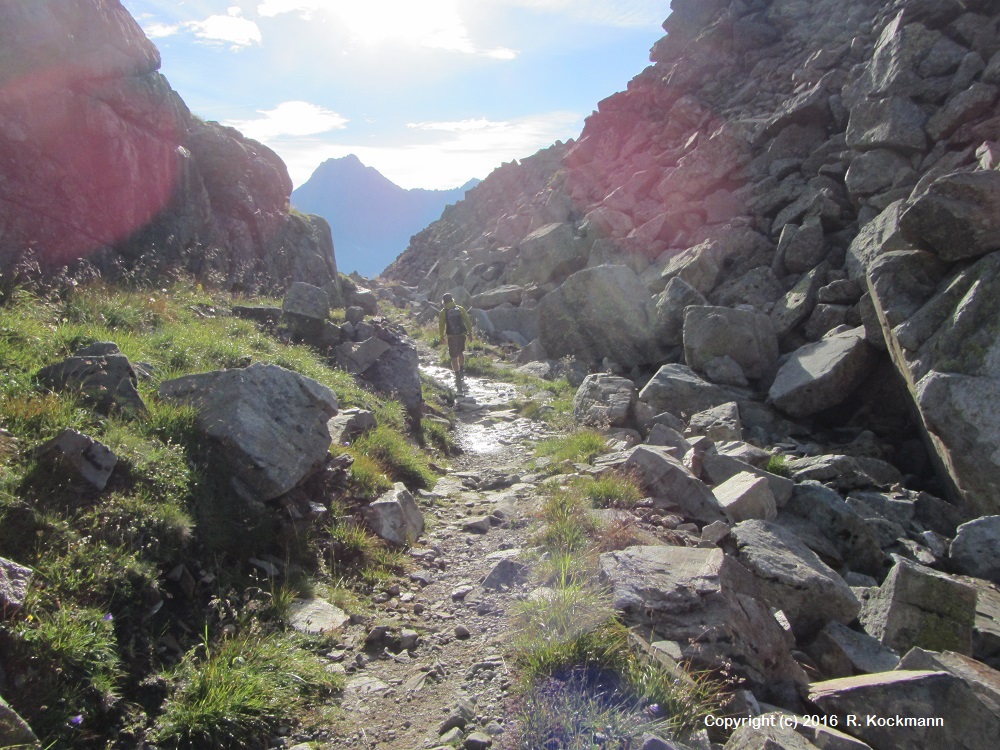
[292,155,478,277]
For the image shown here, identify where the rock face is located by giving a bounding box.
[0,0,340,298]
[158,363,339,502]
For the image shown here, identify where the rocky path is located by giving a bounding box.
[320,356,554,749]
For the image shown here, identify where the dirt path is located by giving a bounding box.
[318,357,555,749]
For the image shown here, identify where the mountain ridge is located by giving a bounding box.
[292,155,479,277]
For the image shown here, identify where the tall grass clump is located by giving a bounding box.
[535,429,608,466]
[351,425,436,490]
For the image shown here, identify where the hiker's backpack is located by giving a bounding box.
[445,306,467,335]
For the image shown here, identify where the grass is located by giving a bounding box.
[151,632,340,749]
[0,279,440,748]
[535,429,609,466]
[765,453,790,477]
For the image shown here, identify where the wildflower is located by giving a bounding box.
[103,613,114,621]
[70,715,83,726]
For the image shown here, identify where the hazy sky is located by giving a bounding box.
[122,1,667,190]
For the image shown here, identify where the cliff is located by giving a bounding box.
[0,0,341,302]
[384,0,1000,516]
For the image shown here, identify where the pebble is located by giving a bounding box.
[454,624,471,639]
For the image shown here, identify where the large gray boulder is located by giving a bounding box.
[538,265,663,365]
[638,364,748,418]
[808,671,1000,750]
[653,276,707,346]
[572,374,636,428]
[158,363,338,502]
[949,516,1000,585]
[616,445,727,524]
[859,556,977,655]
[514,222,586,284]
[899,171,1000,262]
[599,545,807,687]
[36,345,147,416]
[807,621,900,678]
[769,328,875,418]
[471,284,523,309]
[683,306,779,381]
[731,520,861,638]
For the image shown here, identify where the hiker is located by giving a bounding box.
[438,293,473,373]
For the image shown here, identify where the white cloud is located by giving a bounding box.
[496,0,666,27]
[225,101,349,142]
[257,0,324,18]
[142,22,182,39]
[187,7,262,50]
[277,110,581,190]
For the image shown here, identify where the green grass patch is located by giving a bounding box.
[765,453,790,477]
[535,429,609,465]
[572,471,643,509]
[351,425,436,490]
[151,632,340,749]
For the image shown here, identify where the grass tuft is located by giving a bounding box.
[535,429,608,465]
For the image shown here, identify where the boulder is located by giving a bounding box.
[768,328,875,418]
[638,364,748,419]
[33,428,118,491]
[484,304,539,342]
[288,598,350,634]
[896,647,1000,712]
[687,401,742,443]
[363,483,424,546]
[336,337,390,374]
[158,363,338,502]
[714,473,777,523]
[0,695,38,750]
[282,281,329,320]
[361,336,423,422]
[722,720,824,750]
[808,670,1000,750]
[859,556,977,655]
[783,454,903,492]
[770,264,827,339]
[703,355,749,387]
[0,556,33,616]
[616,445,727,524]
[731,520,860,638]
[808,621,901,678]
[327,408,377,446]
[781,482,886,577]
[572,374,636,428]
[899,170,1000,262]
[514,222,585,284]
[538,265,663,365]
[845,96,928,153]
[702,452,794,507]
[36,348,147,416]
[782,217,827,274]
[599,545,807,687]
[653,276,707,346]
[471,284,523,309]
[683,306,779,381]
[949,516,1000,585]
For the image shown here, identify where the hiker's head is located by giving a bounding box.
[442,293,454,305]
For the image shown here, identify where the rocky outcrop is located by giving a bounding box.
[0,0,340,298]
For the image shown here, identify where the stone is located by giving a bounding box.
[654,276,708,346]
[808,621,901,678]
[638,364,748,419]
[732,520,860,638]
[572,374,636,428]
[782,217,827,274]
[783,455,903,492]
[0,695,38,749]
[702,453,794,507]
[37,350,147,416]
[363,483,424,546]
[538,265,663,366]
[0,556,33,616]
[770,264,826,339]
[714,473,777,523]
[485,304,539,342]
[644,423,693,458]
[515,222,585,284]
[782,482,886,577]
[282,281,329,320]
[846,96,928,153]
[845,200,909,280]
[33,428,117,491]
[599,545,807,686]
[464,731,492,749]
[344,305,365,325]
[481,558,528,590]
[703,355,749,388]
[723,721,823,750]
[288,598,350,634]
[359,326,423,422]
[683,306,778,381]
[845,149,913,198]
[860,556,977,655]
[949,516,1000,585]
[472,284,523,309]
[158,364,338,502]
[617,445,727,524]
[768,328,875,418]
[336,337,391,375]
[896,647,1000,711]
[687,401,742,443]
[462,516,492,534]
[808,670,1000,750]
[925,83,998,141]
[899,170,1000,262]
[327,408,377,445]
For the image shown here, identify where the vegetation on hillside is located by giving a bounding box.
[0,280,432,748]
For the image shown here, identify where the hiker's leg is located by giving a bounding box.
[451,356,461,372]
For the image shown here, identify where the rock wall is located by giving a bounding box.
[385,0,1000,516]
[0,0,340,301]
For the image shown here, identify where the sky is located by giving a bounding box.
[122,1,669,190]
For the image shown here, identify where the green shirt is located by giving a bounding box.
[439,302,473,340]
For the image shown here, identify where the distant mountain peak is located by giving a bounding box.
[291,157,479,277]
